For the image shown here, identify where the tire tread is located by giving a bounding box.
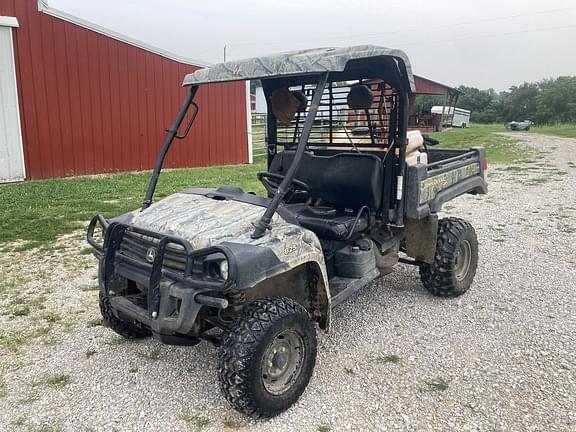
[217,296,315,417]
[419,217,478,297]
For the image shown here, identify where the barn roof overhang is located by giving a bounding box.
[413,75,462,96]
[0,16,19,27]
[37,0,210,67]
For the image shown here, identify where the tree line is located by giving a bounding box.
[415,76,576,124]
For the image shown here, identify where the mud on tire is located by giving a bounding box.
[217,296,317,418]
[99,292,152,339]
[419,217,478,297]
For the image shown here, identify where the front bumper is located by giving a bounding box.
[89,215,234,336]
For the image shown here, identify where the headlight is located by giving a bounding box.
[219,260,229,280]
[205,256,229,281]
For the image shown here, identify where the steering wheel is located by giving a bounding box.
[257,172,310,200]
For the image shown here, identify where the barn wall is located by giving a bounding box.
[0,0,248,179]
[414,76,451,96]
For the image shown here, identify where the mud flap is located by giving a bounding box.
[404,215,438,264]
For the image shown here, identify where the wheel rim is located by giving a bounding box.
[261,329,305,396]
[454,239,472,281]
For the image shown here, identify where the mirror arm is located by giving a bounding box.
[142,86,198,210]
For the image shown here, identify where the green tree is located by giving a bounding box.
[498,82,539,122]
[413,94,444,114]
[457,86,496,114]
[534,76,576,123]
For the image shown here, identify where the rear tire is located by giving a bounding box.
[99,292,152,339]
[419,217,478,297]
[217,296,317,418]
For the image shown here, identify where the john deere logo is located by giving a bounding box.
[146,247,156,263]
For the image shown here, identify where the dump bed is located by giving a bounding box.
[405,147,487,219]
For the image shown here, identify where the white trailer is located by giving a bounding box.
[431,106,471,128]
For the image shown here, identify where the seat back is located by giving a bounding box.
[269,151,384,210]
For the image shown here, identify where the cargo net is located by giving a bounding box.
[275,80,399,153]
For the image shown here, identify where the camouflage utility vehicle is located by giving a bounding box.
[88,46,488,417]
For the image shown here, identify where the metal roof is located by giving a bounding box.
[414,75,463,95]
[37,0,210,67]
[182,45,415,91]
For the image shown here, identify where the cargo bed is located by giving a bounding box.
[405,147,488,219]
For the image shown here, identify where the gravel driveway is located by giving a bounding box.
[0,133,575,432]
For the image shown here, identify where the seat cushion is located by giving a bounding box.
[290,205,368,241]
[269,151,384,210]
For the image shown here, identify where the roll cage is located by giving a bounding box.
[141,45,414,239]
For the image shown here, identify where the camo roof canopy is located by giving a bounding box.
[182,45,415,92]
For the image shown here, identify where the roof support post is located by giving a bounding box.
[394,91,409,226]
[251,72,329,239]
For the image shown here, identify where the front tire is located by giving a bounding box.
[419,217,478,297]
[217,296,317,418]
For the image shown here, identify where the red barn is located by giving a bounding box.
[410,75,462,132]
[0,0,250,181]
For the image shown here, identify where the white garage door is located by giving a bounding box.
[0,17,24,183]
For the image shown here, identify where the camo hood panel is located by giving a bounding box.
[118,192,330,328]
[128,193,325,271]
[130,193,270,249]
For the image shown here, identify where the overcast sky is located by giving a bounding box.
[49,0,576,91]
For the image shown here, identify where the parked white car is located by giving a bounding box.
[506,120,534,131]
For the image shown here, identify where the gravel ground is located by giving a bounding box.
[0,133,575,432]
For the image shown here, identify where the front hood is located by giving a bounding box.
[127,192,293,249]
[110,188,331,329]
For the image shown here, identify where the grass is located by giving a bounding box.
[107,336,130,346]
[85,349,97,359]
[28,424,62,432]
[11,416,26,427]
[422,377,449,392]
[222,419,242,429]
[558,222,576,234]
[80,284,100,292]
[86,318,106,328]
[0,373,6,398]
[430,124,528,164]
[180,411,210,432]
[18,392,39,404]
[43,312,62,323]
[0,327,50,353]
[10,305,30,317]
[4,294,47,319]
[137,349,161,361]
[531,123,576,138]
[370,354,402,364]
[3,122,569,249]
[33,373,71,388]
[0,162,265,248]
